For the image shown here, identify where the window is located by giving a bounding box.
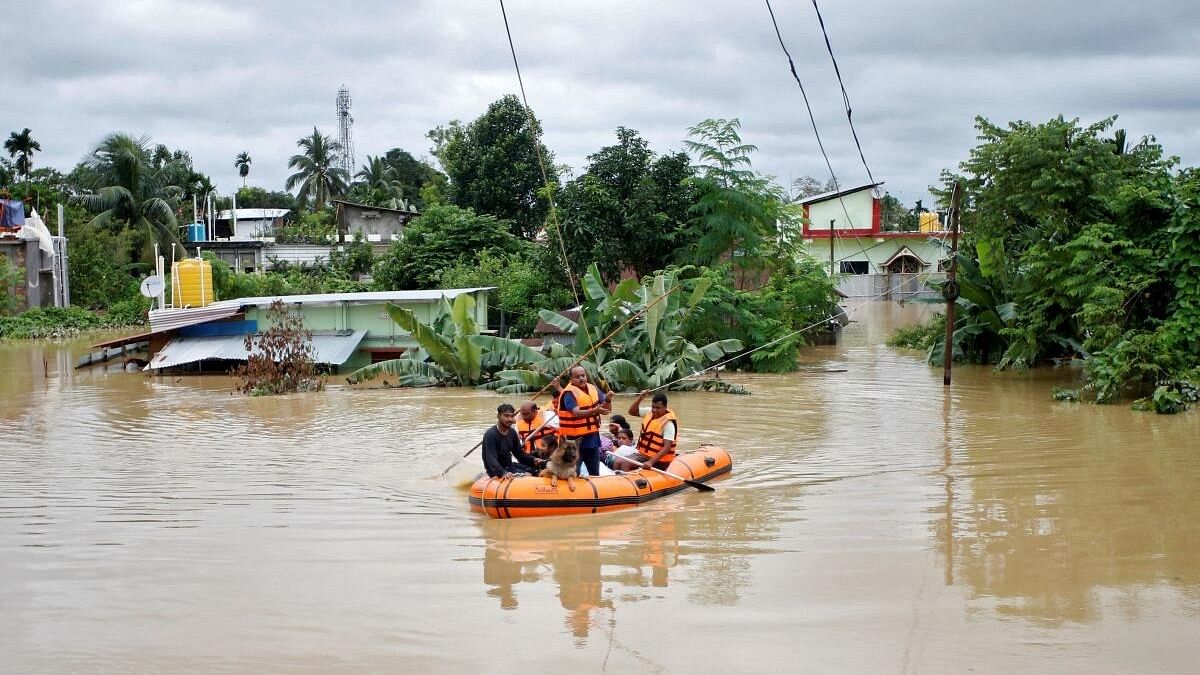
[840,260,869,275]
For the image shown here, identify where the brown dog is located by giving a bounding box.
[540,436,580,492]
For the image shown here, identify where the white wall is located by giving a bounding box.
[807,189,874,231]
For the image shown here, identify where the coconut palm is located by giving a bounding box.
[77,132,179,259]
[355,155,397,193]
[285,128,348,211]
[4,128,41,181]
[235,151,252,187]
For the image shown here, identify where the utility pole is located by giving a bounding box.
[829,219,836,277]
[942,181,963,386]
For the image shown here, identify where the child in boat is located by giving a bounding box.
[602,428,639,470]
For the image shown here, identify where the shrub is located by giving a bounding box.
[235,300,324,395]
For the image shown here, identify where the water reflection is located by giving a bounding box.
[479,512,680,639]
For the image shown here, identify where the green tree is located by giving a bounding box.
[428,95,556,239]
[5,128,41,181]
[76,132,180,262]
[927,114,1199,410]
[440,248,573,338]
[381,147,444,209]
[682,119,793,271]
[285,127,348,211]
[235,151,252,187]
[235,186,297,211]
[372,205,521,289]
[556,127,697,282]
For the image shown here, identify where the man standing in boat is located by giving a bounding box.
[482,403,544,478]
[556,366,610,476]
[623,390,678,470]
[516,400,558,457]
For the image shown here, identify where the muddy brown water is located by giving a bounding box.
[1,301,1197,674]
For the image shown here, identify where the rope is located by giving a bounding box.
[498,0,597,351]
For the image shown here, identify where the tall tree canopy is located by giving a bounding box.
[556,127,696,282]
[5,128,42,181]
[428,95,555,240]
[76,132,181,262]
[235,151,252,187]
[286,127,348,211]
[372,204,523,290]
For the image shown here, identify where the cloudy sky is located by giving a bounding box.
[9,0,1200,207]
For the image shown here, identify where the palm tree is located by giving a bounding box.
[235,151,252,187]
[77,132,180,260]
[4,128,41,181]
[355,155,397,193]
[285,128,348,211]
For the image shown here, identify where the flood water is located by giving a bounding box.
[2,301,1197,674]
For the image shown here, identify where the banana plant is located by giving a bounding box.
[347,293,484,386]
[484,264,745,393]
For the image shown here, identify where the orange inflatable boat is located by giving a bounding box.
[469,447,732,519]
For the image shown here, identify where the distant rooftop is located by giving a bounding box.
[216,208,291,220]
[798,182,884,206]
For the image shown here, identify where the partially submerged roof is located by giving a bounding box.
[147,304,244,333]
[146,329,367,370]
[798,182,883,206]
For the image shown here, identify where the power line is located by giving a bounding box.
[809,0,876,186]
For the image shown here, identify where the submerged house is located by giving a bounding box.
[89,288,493,375]
[797,183,949,299]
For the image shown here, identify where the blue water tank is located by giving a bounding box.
[186,222,205,242]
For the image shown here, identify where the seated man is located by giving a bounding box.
[618,390,679,471]
[482,403,544,478]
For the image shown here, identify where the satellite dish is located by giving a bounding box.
[871,186,885,199]
[140,275,165,298]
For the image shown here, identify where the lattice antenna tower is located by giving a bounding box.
[336,86,355,179]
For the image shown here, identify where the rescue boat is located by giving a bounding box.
[469,447,732,519]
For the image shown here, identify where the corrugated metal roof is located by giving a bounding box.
[203,288,495,311]
[148,305,242,333]
[146,329,367,370]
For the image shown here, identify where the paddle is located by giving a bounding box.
[439,415,555,478]
[608,453,716,492]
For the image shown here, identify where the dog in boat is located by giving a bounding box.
[539,435,580,491]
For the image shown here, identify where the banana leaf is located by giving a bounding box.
[385,303,465,380]
[347,357,448,386]
[470,335,545,366]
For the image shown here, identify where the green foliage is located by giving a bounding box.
[5,128,41,179]
[235,186,296,211]
[929,114,1200,408]
[66,218,142,309]
[347,294,484,386]
[0,254,21,315]
[372,205,520,289]
[234,151,251,186]
[329,233,374,278]
[428,95,555,240]
[555,127,697,282]
[0,305,142,339]
[273,209,334,244]
[680,257,841,373]
[439,248,572,338]
[75,132,181,263]
[682,119,793,271]
[286,127,348,211]
[887,313,945,350]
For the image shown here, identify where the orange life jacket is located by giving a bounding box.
[516,411,553,451]
[556,383,602,437]
[636,409,679,464]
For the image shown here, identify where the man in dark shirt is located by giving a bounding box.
[482,403,543,478]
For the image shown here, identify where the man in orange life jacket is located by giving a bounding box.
[516,400,558,457]
[624,389,678,470]
[556,366,610,476]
